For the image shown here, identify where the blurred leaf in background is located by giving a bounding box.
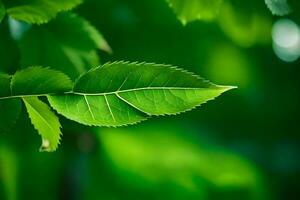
[2,0,83,24]
[0,145,18,200]
[218,0,272,47]
[19,13,110,79]
[94,125,267,200]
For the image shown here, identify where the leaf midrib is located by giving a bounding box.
[72,86,221,96]
[0,87,223,100]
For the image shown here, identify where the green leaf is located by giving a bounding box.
[4,0,82,24]
[22,96,61,152]
[166,0,223,24]
[0,99,22,133]
[0,1,5,22]
[19,13,110,79]
[48,61,234,127]
[265,0,291,16]
[11,66,73,97]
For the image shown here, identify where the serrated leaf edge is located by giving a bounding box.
[22,97,62,152]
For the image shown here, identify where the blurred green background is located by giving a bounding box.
[1,0,300,199]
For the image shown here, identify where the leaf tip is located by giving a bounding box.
[217,85,238,93]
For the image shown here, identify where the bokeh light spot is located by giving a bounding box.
[272,19,300,62]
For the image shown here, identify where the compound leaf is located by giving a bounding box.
[23,96,61,152]
[166,0,223,24]
[48,61,234,127]
[20,13,110,79]
[4,0,82,24]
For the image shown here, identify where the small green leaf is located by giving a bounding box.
[265,0,291,16]
[5,0,82,24]
[10,66,73,97]
[0,99,22,133]
[20,13,110,79]
[22,96,62,152]
[166,0,223,24]
[0,1,5,22]
[48,61,234,127]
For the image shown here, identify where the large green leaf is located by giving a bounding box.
[265,0,291,16]
[22,96,61,152]
[166,0,223,24]
[4,0,82,24]
[0,1,5,22]
[19,13,110,79]
[48,61,234,127]
[0,99,22,133]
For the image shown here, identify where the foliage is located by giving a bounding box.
[0,62,232,150]
[1,0,299,199]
